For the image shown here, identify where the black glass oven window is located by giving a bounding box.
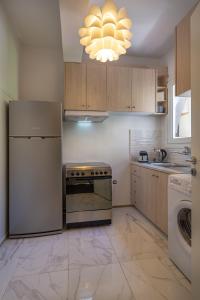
[66,178,112,212]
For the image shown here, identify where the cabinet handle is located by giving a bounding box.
[152,174,159,178]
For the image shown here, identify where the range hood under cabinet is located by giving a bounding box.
[64,111,109,123]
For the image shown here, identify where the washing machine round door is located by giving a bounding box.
[176,201,192,247]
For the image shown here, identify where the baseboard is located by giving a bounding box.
[0,233,7,246]
[112,205,133,208]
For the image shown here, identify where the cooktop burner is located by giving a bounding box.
[65,162,112,178]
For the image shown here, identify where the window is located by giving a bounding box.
[172,85,191,139]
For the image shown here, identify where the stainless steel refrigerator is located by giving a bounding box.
[9,101,62,237]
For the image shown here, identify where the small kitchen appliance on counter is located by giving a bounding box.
[154,148,167,162]
[64,162,112,227]
[138,151,149,163]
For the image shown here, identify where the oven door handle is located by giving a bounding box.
[68,181,91,186]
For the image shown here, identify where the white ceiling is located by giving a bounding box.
[2,0,62,48]
[60,0,198,61]
[2,0,199,60]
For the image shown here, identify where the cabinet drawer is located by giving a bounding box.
[131,165,141,176]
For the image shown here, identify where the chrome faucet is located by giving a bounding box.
[174,146,191,156]
[182,146,191,155]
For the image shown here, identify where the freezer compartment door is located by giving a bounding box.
[9,101,62,137]
[9,137,62,235]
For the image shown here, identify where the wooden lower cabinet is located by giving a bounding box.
[155,171,168,234]
[131,165,168,234]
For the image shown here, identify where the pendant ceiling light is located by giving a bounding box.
[79,0,132,63]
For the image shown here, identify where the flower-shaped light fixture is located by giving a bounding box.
[79,0,132,62]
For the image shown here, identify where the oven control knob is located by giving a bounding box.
[81,172,85,176]
[91,171,94,175]
[95,172,99,175]
[100,171,103,175]
[76,172,80,176]
[104,171,108,175]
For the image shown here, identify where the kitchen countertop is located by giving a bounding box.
[169,174,192,196]
[130,161,190,175]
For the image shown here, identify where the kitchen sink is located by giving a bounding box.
[149,162,191,174]
[150,162,190,168]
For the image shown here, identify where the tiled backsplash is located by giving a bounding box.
[129,129,162,161]
[164,146,191,164]
[129,128,191,164]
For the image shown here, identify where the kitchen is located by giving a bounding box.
[0,0,199,299]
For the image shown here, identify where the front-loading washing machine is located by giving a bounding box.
[168,174,192,280]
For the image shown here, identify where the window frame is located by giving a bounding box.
[167,81,191,144]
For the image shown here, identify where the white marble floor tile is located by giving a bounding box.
[106,213,153,242]
[13,234,69,277]
[68,263,135,300]
[122,257,192,300]
[69,235,117,269]
[0,239,23,263]
[0,207,191,300]
[67,226,107,240]
[2,270,68,300]
[109,232,166,262]
[122,207,167,241]
[0,239,23,298]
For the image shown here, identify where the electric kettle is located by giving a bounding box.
[154,148,167,162]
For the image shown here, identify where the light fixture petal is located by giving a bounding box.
[84,15,101,28]
[79,0,132,62]
[79,27,88,37]
[118,18,132,29]
[89,5,102,18]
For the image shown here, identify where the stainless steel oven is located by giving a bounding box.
[65,163,112,227]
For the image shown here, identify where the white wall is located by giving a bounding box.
[0,3,20,243]
[19,45,64,102]
[63,115,161,206]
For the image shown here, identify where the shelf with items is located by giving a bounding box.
[155,67,168,114]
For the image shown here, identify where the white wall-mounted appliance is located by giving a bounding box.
[64,111,109,123]
[9,101,63,238]
[168,174,192,280]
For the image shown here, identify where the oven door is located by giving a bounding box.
[66,176,112,213]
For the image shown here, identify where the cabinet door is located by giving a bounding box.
[176,12,191,96]
[64,63,86,110]
[143,169,157,223]
[132,68,156,113]
[86,64,107,111]
[131,173,142,208]
[131,173,137,206]
[155,171,168,234]
[107,66,132,111]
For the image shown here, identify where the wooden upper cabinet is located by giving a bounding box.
[86,64,107,111]
[64,63,86,110]
[132,68,156,113]
[176,12,191,96]
[107,66,132,111]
